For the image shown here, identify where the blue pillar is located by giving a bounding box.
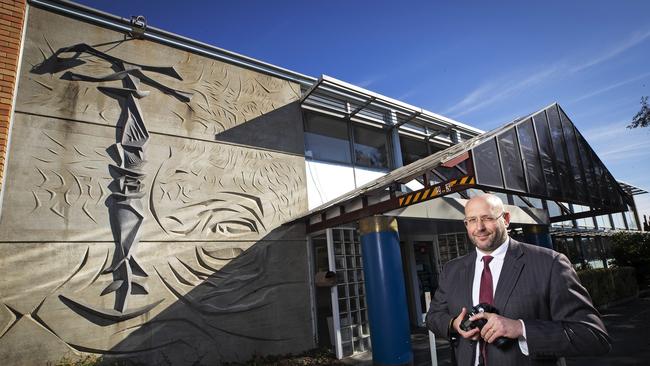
[359,216,413,366]
[523,224,553,249]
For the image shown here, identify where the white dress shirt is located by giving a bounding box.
[472,238,529,365]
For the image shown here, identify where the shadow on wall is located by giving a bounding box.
[87,224,314,365]
[213,101,305,156]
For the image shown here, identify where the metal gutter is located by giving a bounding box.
[313,75,484,135]
[28,0,317,87]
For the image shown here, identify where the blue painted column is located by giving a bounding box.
[523,224,553,249]
[359,216,413,366]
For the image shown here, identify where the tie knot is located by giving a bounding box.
[482,255,493,267]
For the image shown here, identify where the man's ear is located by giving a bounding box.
[503,211,511,227]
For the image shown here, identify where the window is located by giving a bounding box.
[533,112,561,197]
[596,215,612,229]
[473,137,504,188]
[304,112,391,170]
[399,136,428,166]
[498,128,526,191]
[517,119,545,196]
[304,112,351,164]
[353,124,389,169]
[612,213,626,229]
[554,237,581,264]
[547,106,576,199]
[625,210,638,230]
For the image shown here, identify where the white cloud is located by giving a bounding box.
[354,76,381,88]
[569,72,650,104]
[569,29,650,74]
[598,140,650,162]
[579,121,630,142]
[442,65,559,118]
[444,28,650,119]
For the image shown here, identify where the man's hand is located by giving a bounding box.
[452,307,480,340]
[470,311,523,343]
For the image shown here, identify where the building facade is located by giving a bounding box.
[0,1,645,364]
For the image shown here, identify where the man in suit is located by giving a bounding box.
[426,194,610,366]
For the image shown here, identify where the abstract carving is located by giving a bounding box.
[150,144,304,238]
[7,33,308,363]
[31,43,193,319]
[31,132,112,223]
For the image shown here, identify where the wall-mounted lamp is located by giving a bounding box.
[130,15,147,39]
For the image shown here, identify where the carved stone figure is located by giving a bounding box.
[32,43,193,319]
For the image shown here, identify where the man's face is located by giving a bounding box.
[464,197,510,253]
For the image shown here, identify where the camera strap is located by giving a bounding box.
[449,333,458,366]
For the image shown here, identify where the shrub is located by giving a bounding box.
[610,232,650,286]
[577,266,638,307]
[51,355,101,366]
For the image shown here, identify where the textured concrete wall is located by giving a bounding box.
[0,5,312,365]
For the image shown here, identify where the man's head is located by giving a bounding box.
[464,194,511,253]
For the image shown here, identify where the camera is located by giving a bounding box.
[460,303,510,348]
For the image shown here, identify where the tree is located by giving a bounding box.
[628,96,650,129]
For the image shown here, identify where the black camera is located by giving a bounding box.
[460,303,510,348]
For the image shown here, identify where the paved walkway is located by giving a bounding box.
[344,294,650,366]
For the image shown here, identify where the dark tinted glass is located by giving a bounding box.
[400,136,428,166]
[353,124,389,169]
[517,119,545,195]
[559,109,587,203]
[575,131,600,206]
[497,128,526,191]
[304,112,351,164]
[602,171,623,208]
[473,137,504,188]
[589,148,610,206]
[532,112,561,197]
[547,106,575,199]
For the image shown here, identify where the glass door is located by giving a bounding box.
[413,241,438,320]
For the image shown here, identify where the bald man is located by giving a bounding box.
[426,194,610,366]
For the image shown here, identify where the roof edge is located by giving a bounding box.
[28,0,317,87]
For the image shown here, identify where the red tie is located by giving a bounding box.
[480,256,494,304]
[479,255,494,366]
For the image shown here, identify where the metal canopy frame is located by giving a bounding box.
[301,75,483,147]
[618,181,648,196]
[298,103,636,232]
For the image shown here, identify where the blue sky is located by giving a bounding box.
[73,0,650,222]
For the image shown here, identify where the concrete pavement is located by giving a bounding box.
[343,293,650,366]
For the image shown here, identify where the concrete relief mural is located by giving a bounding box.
[31,42,191,319]
[151,144,304,238]
[19,35,301,139]
[0,7,310,365]
[31,131,113,224]
[0,239,309,364]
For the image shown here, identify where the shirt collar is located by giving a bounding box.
[475,236,509,260]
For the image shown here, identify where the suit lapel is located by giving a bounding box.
[462,250,476,308]
[494,239,524,311]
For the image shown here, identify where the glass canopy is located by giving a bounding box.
[299,103,635,232]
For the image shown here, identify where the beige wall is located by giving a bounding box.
[0,5,312,365]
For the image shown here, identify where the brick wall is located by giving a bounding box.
[0,0,25,191]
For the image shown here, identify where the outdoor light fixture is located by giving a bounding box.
[130,15,147,39]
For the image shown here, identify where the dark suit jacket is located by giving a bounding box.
[426,239,611,366]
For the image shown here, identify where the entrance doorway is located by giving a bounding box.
[310,228,371,359]
[413,241,438,319]
[402,232,471,327]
